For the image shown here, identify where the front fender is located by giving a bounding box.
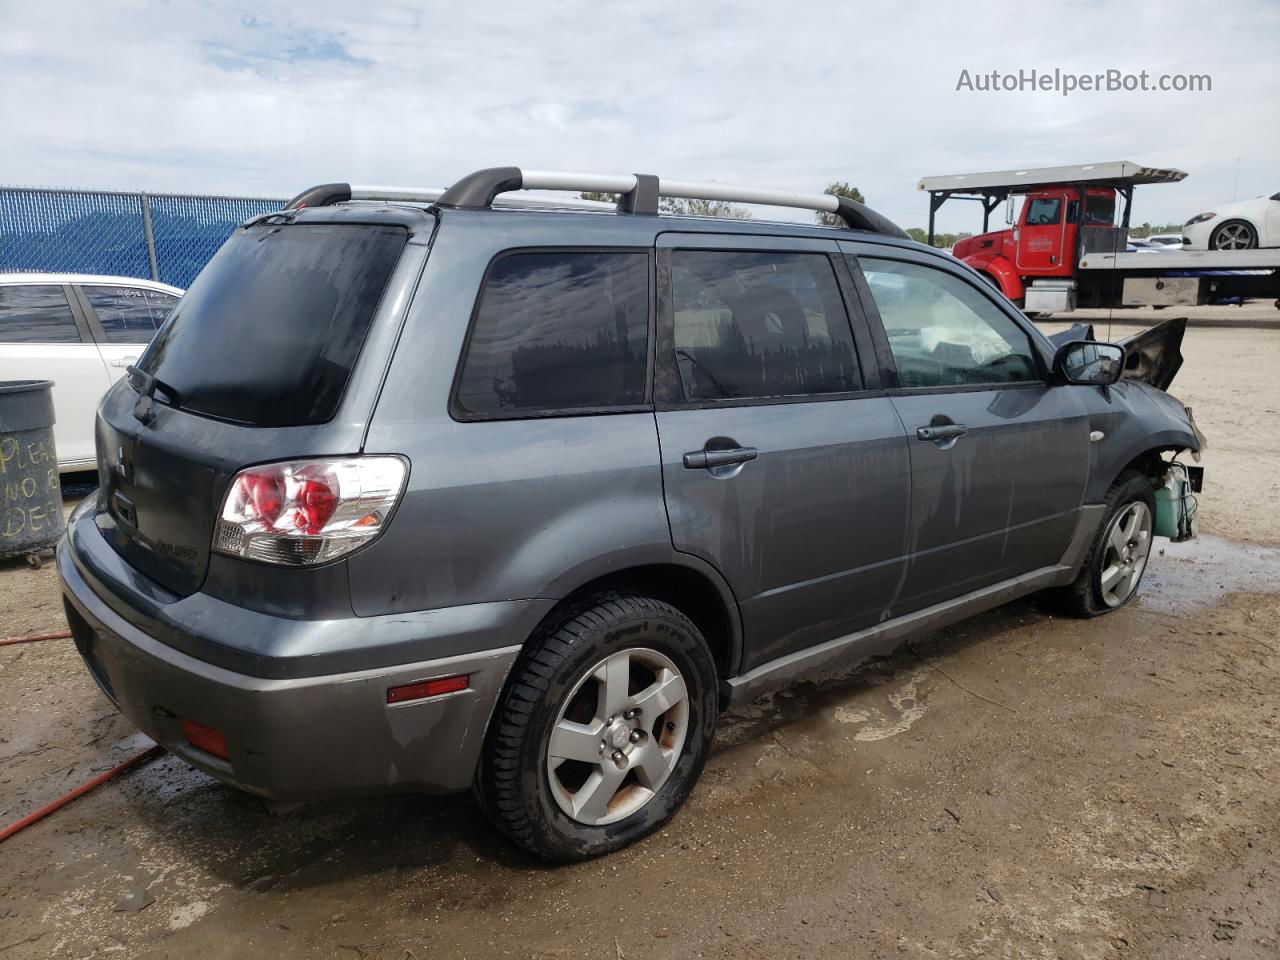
[961,253,1025,301]
[1084,381,1202,501]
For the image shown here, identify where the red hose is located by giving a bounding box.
[0,745,163,843]
[0,630,71,646]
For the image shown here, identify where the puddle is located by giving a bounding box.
[833,669,930,741]
[1139,534,1280,614]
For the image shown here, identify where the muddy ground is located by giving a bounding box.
[1,320,1277,959]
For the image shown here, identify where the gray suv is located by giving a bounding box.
[58,167,1203,861]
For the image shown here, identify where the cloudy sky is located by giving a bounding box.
[2,0,1276,234]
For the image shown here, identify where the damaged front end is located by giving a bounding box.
[1052,316,1206,543]
[1117,317,1186,392]
[1047,316,1187,390]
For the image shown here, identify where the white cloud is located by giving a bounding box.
[1,0,1276,233]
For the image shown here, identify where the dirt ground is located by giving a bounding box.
[1,319,1278,959]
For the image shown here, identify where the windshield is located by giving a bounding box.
[138,223,406,427]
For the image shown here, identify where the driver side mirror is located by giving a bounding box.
[1005,195,1015,225]
[1054,340,1125,385]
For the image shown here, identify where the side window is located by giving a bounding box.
[1024,197,1061,225]
[669,250,861,401]
[454,251,649,418]
[857,257,1039,388]
[0,285,80,343]
[81,285,175,344]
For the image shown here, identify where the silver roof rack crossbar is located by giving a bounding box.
[287,168,907,237]
[284,183,616,211]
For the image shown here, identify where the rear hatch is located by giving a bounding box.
[95,213,414,596]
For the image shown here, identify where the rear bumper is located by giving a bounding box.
[57,510,546,800]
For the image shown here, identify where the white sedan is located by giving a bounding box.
[1182,191,1280,250]
[0,273,182,472]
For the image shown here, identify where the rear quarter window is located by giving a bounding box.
[138,223,406,426]
[453,251,649,418]
[82,285,176,344]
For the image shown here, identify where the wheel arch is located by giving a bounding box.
[524,559,744,689]
[1211,217,1261,246]
[1095,441,1188,501]
[963,253,1025,301]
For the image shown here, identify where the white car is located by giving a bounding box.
[1145,234,1185,248]
[0,273,181,471]
[1182,191,1280,250]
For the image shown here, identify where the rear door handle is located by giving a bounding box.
[916,424,968,441]
[683,447,758,469]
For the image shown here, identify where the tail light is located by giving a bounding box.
[213,457,407,566]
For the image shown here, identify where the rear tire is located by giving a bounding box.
[1045,469,1156,618]
[475,593,718,862]
[1209,219,1258,250]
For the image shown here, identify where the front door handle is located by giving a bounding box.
[683,447,758,470]
[916,424,968,441]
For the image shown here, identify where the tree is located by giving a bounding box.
[905,228,972,249]
[1129,221,1182,238]
[815,182,866,226]
[578,191,752,219]
[659,197,751,219]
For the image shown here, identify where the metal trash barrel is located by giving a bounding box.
[0,380,66,560]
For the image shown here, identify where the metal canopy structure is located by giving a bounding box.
[918,161,1188,245]
[918,161,1187,196]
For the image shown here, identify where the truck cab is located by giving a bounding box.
[952,186,1120,302]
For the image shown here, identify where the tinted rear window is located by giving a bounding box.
[138,223,406,426]
[454,251,649,418]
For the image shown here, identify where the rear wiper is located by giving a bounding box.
[127,365,181,424]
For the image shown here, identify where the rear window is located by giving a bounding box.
[453,251,649,418]
[137,223,406,426]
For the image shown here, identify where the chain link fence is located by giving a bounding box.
[0,187,287,290]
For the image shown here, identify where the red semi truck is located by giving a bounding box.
[919,161,1280,313]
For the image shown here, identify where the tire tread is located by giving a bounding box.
[476,592,711,859]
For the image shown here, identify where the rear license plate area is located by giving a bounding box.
[63,600,116,701]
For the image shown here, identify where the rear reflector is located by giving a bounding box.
[180,718,230,760]
[386,674,469,704]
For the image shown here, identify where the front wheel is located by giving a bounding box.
[476,594,718,861]
[1045,470,1156,618]
[1210,219,1258,250]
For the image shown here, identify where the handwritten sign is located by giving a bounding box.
[0,432,64,547]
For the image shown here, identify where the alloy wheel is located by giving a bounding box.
[1099,501,1153,607]
[1212,222,1256,250]
[546,647,690,826]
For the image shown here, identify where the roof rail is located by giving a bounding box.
[287,168,908,237]
[433,167,907,236]
[285,183,615,212]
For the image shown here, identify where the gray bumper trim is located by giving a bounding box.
[60,539,522,799]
